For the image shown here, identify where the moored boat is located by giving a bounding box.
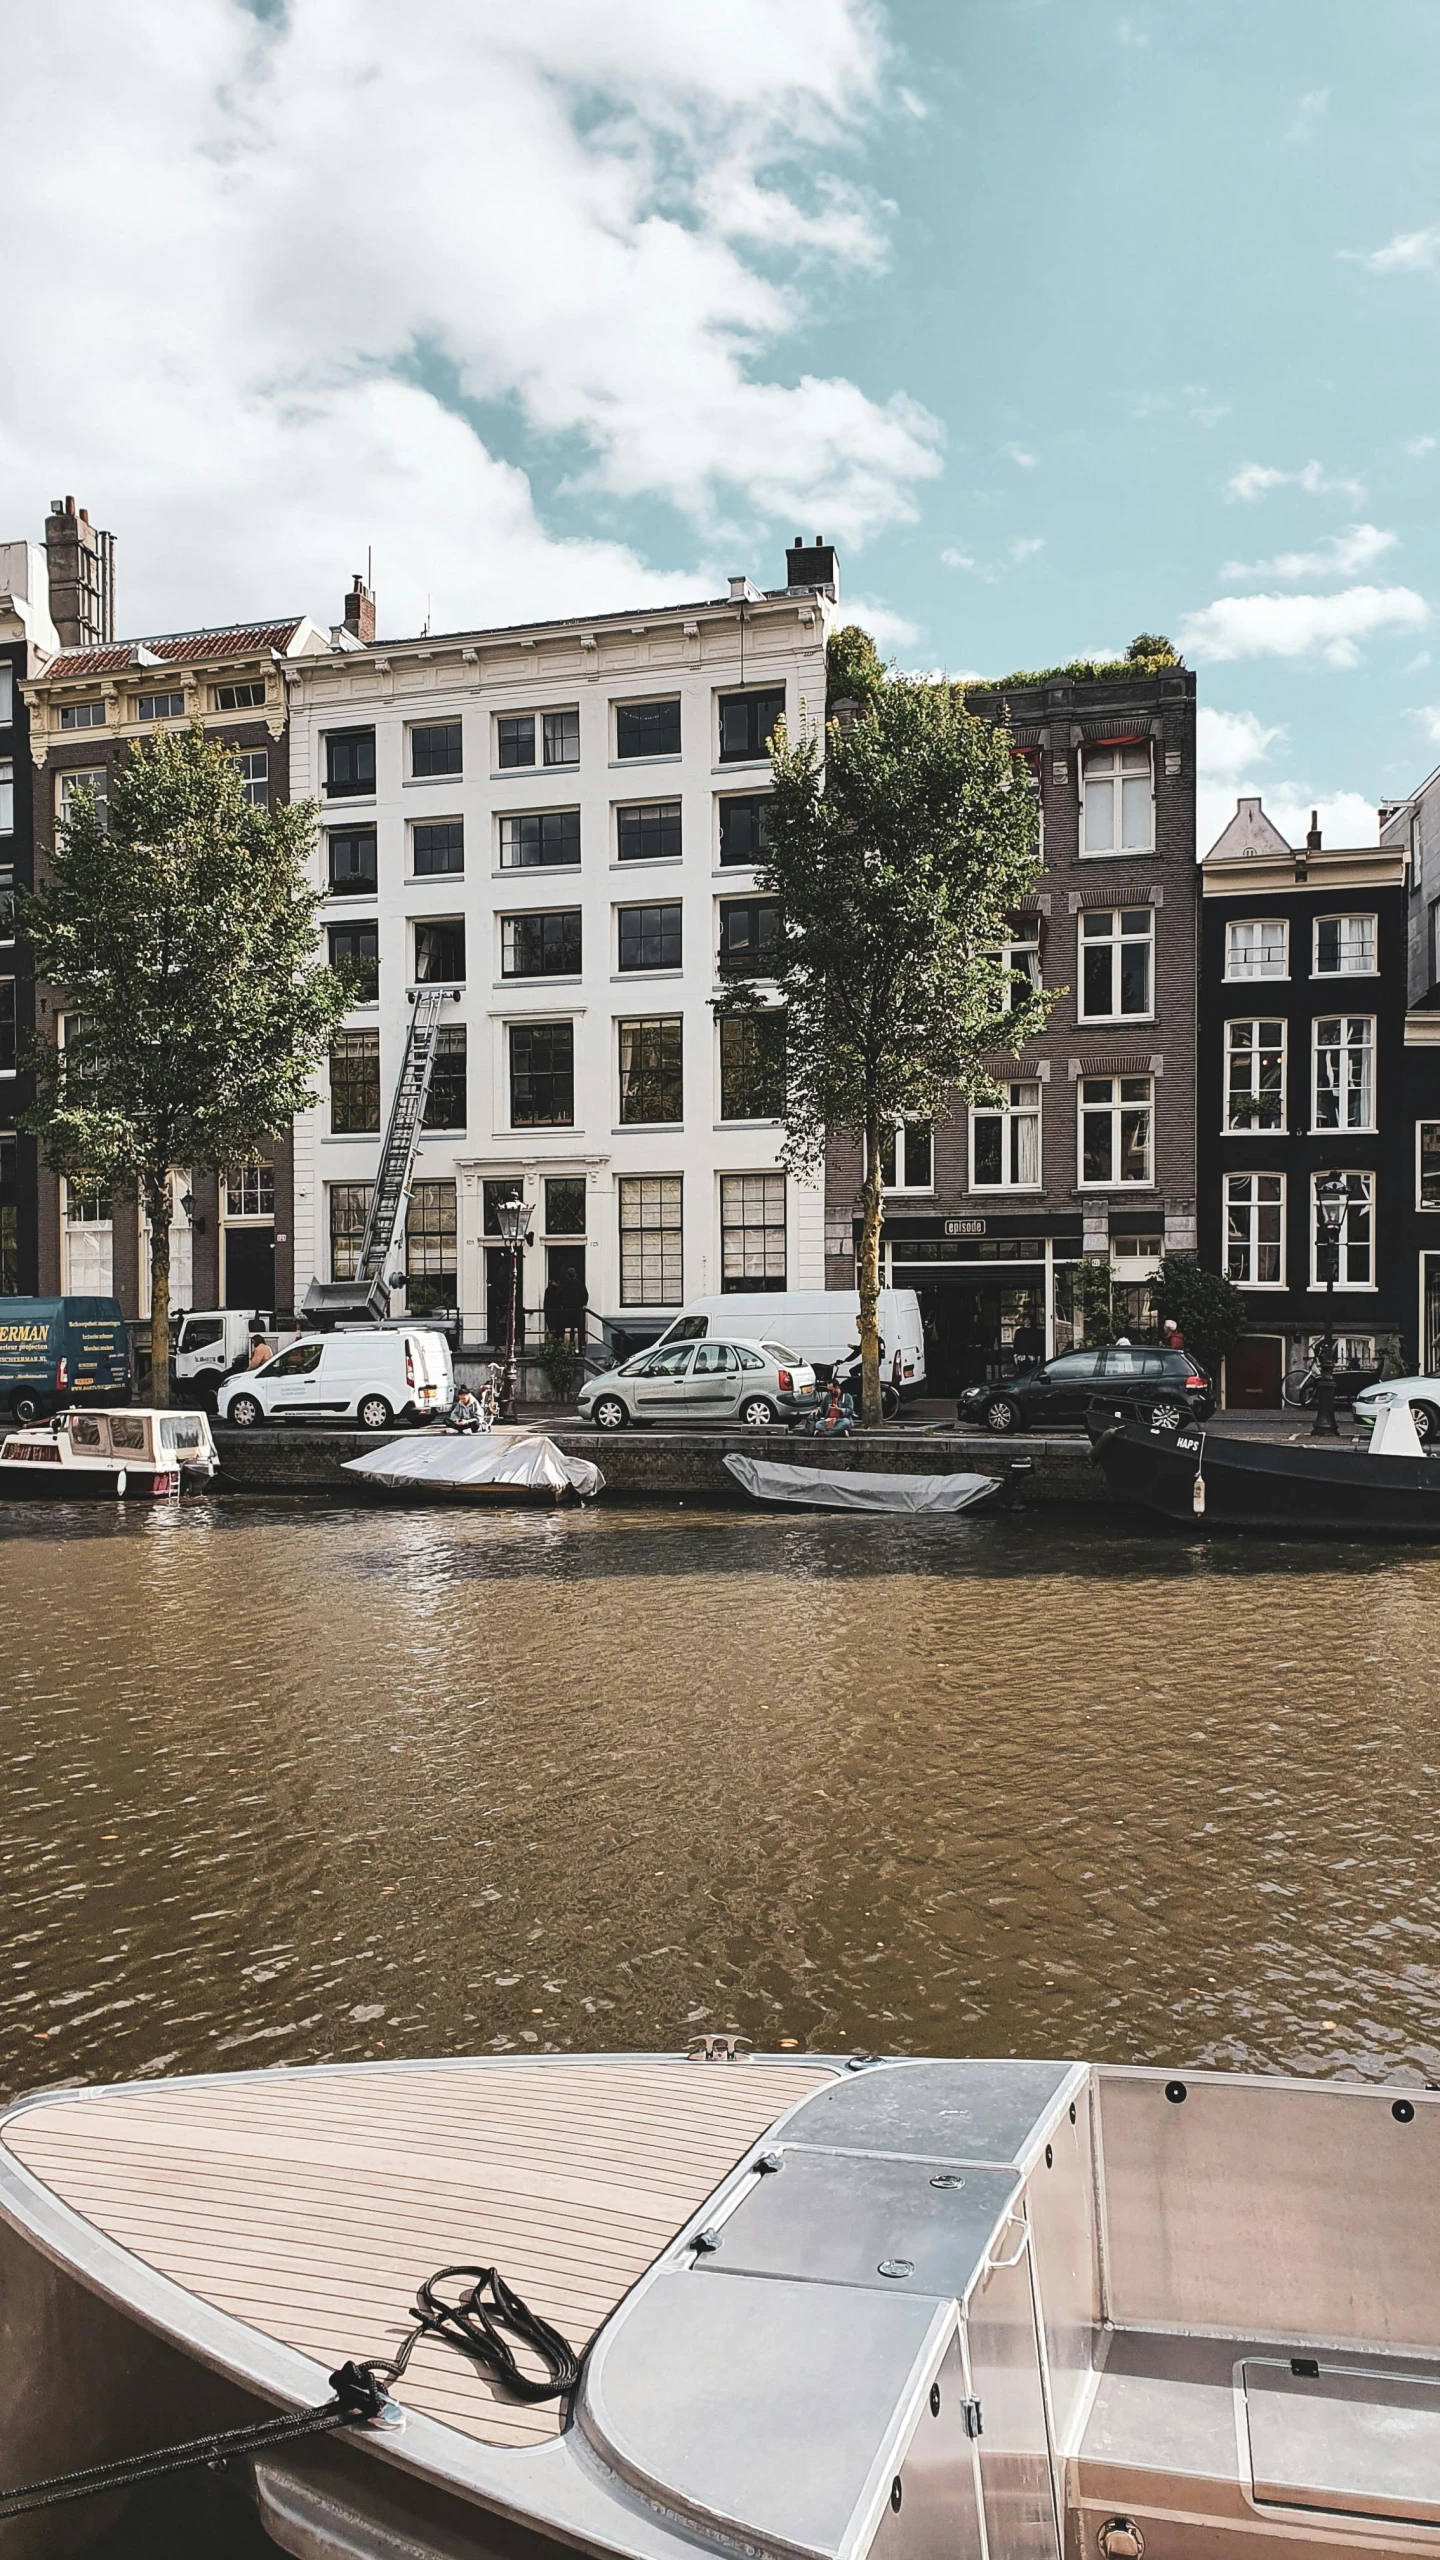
[1088,1399,1440,1534]
[724,1454,1001,1514]
[343,1429,603,1502]
[0,1405,218,1500]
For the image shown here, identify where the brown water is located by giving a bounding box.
[1,1497,1438,2100]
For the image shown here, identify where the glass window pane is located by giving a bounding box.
[1120,773,1151,849]
[509,1022,575,1127]
[497,716,535,768]
[1084,775,1115,853]
[615,699,681,760]
[618,1017,683,1122]
[413,821,464,876]
[617,801,682,862]
[545,1176,587,1235]
[409,722,462,778]
[542,708,580,766]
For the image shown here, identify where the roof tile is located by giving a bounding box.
[40,621,306,681]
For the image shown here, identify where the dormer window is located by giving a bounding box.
[214,680,266,712]
[59,699,106,730]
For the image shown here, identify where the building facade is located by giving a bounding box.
[1198,798,1412,1406]
[0,542,60,1293]
[285,546,837,1349]
[824,662,1198,1389]
[1380,766,1440,1373]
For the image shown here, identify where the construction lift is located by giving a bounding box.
[302,985,460,1327]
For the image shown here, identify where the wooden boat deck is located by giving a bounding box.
[2,2058,834,2448]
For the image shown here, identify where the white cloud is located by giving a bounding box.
[1196,707,1376,854]
[939,535,1041,582]
[1407,435,1438,457]
[940,548,979,573]
[1347,224,1440,274]
[1285,88,1328,142]
[1196,705,1286,785]
[842,595,919,651]
[1414,707,1440,745]
[1220,523,1397,582]
[1009,536,1045,563]
[1263,791,1378,848]
[1178,586,1428,669]
[0,0,941,635]
[1002,442,1038,469]
[1225,458,1365,503]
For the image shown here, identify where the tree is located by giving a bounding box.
[22,726,349,1403]
[729,668,1048,1423]
[825,623,885,717]
[1153,1253,1248,1377]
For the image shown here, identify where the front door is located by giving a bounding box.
[224,1225,275,1311]
[687,1339,739,1414]
[632,1342,695,1415]
[1225,1333,1283,1410]
[544,1244,586,1344]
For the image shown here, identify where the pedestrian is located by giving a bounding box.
[1161,1316,1185,1351]
[247,1327,271,1371]
[448,1385,483,1433]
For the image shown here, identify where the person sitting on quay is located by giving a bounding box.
[447,1385,484,1433]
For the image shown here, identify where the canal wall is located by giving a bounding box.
[210,1425,1108,1505]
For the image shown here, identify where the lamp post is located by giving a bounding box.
[494,1192,531,1425]
[1312,1172,1348,1439]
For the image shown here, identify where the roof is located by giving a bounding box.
[37,619,319,682]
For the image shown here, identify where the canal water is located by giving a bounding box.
[1,1498,1437,2101]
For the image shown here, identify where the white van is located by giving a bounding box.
[174,1309,294,1399]
[653,1289,926,1392]
[217,1328,454,1430]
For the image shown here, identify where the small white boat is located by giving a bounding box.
[725,1453,1000,1514]
[344,1429,603,1502]
[0,1405,217,1500]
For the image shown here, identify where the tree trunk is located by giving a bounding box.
[146,1178,172,1408]
[858,1109,884,1428]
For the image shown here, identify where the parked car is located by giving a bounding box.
[578,1336,816,1430]
[651,1289,926,1393]
[217,1327,453,1430]
[957,1343,1214,1435]
[0,1295,132,1423]
[1353,1377,1440,1445]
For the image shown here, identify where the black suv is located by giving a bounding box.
[957,1344,1214,1435]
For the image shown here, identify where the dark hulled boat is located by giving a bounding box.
[1089,1407,1440,1534]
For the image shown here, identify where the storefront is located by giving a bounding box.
[873,1214,1086,1393]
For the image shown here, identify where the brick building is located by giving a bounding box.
[0,538,62,1293]
[824,661,1198,1391]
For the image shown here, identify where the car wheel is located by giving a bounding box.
[1412,1400,1440,1445]
[226,1394,262,1430]
[11,1389,43,1426]
[741,1396,778,1426]
[357,1395,394,1432]
[983,1395,1021,1434]
[591,1395,628,1431]
[1149,1400,1183,1432]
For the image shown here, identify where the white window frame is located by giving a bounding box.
[969,1082,1042,1191]
[1312,1014,1375,1133]
[991,930,1041,1015]
[720,1171,786,1289]
[58,696,105,731]
[1225,916,1288,980]
[0,758,11,836]
[0,667,12,725]
[1310,1170,1375,1291]
[1080,742,1153,858]
[61,1173,114,1295]
[231,748,268,807]
[1312,913,1378,977]
[1224,1170,1285,1288]
[1224,1017,1287,1134]
[57,767,109,830]
[1077,906,1154,1022]
[618,1174,683,1307]
[224,1165,276,1221]
[1078,1074,1153,1189]
[1418,1118,1440,1213]
[881,1122,935,1194]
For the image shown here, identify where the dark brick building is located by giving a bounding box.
[824,662,1198,1390]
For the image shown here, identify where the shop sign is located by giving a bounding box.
[944,1219,987,1238]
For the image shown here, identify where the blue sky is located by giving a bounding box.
[6,0,1439,849]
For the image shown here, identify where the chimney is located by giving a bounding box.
[1307,810,1322,850]
[785,533,838,598]
[45,495,116,648]
[343,572,376,645]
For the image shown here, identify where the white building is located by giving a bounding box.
[286,543,839,1350]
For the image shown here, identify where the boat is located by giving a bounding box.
[343,1429,603,1502]
[1,2049,1438,2558]
[1088,1395,1440,1534]
[724,1454,1001,1514]
[0,1404,218,1500]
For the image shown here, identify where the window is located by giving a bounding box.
[226,1166,275,1218]
[543,708,580,767]
[329,921,378,1003]
[1311,1170,1374,1289]
[1225,1172,1284,1286]
[618,1017,683,1123]
[62,1178,113,1293]
[619,1175,682,1304]
[721,1173,786,1288]
[0,977,14,1073]
[329,1182,373,1280]
[1420,1121,1440,1211]
[1225,1019,1286,1131]
[414,919,465,983]
[0,872,11,941]
[1082,744,1151,855]
[1313,1015,1374,1131]
[500,808,580,868]
[136,690,186,722]
[330,1030,380,1133]
[1431,898,1440,987]
[618,902,682,970]
[497,714,535,768]
[58,768,108,829]
[413,820,463,877]
[1079,907,1153,1019]
[0,667,11,724]
[502,910,581,977]
[718,688,786,764]
[718,897,780,974]
[328,827,378,896]
[406,1180,457,1314]
[719,1012,785,1119]
[215,680,266,711]
[423,1026,467,1130]
[881,1122,935,1191]
[616,698,681,760]
[59,698,105,730]
[1225,917,1288,979]
[991,930,1040,1014]
[410,721,462,779]
[970,1083,1041,1188]
[0,1204,14,1294]
[1314,914,1377,975]
[545,1176,586,1234]
[510,1022,574,1127]
[617,801,682,862]
[483,1180,526,1235]
[0,760,11,834]
[0,1130,15,1185]
[232,748,268,807]
[325,728,376,798]
[718,794,771,864]
[1080,1075,1153,1185]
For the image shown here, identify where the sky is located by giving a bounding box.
[5,0,1440,851]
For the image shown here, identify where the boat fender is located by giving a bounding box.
[1192,1471,1206,1516]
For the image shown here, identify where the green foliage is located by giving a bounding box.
[1073,1258,1118,1348]
[537,1331,582,1403]
[1154,1253,1248,1371]
[825,623,886,716]
[963,633,1181,694]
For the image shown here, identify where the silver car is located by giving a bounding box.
[578,1336,817,1430]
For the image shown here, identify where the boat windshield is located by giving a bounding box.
[68,1415,105,1449]
[109,1416,148,1453]
[159,1417,205,1453]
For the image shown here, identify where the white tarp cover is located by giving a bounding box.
[724,1455,998,1515]
[344,1432,603,1498]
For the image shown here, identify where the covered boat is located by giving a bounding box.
[0,1405,217,1500]
[1089,1398,1440,1534]
[724,1454,1000,1515]
[344,1429,603,1502]
[3,2051,1440,2557]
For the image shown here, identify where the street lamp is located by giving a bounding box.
[493,1192,531,1424]
[1312,1172,1348,1439]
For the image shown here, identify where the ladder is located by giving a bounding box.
[302,986,457,1326]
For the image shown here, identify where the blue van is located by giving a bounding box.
[0,1297,132,1423]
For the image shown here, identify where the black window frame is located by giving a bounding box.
[719,1011,785,1120]
[718,897,781,975]
[618,902,683,972]
[509,1021,575,1128]
[409,720,463,779]
[501,910,583,979]
[327,826,378,897]
[617,800,683,863]
[327,921,379,1004]
[329,1032,381,1135]
[496,714,536,769]
[544,1176,587,1235]
[214,680,266,712]
[499,808,581,870]
[412,820,464,878]
[718,793,771,864]
[542,707,581,768]
[615,697,681,761]
[59,699,106,731]
[135,690,186,722]
[325,727,377,799]
[413,919,466,985]
[423,1026,468,1131]
[618,1016,684,1124]
[718,688,786,765]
